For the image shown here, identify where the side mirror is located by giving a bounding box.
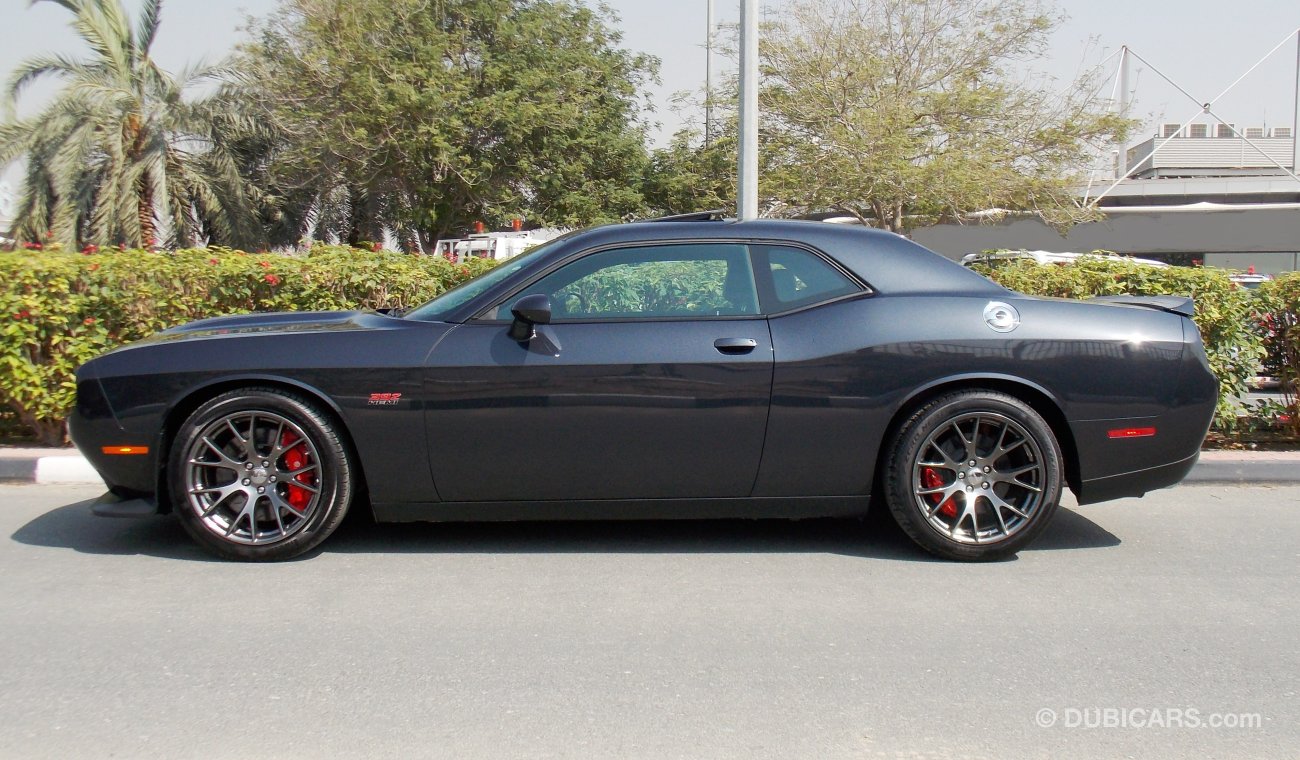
[508,294,551,342]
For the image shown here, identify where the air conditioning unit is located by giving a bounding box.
[1273,127,1293,138]
[1216,123,1236,138]
[1244,127,1266,139]
[1188,124,1208,138]
[1161,123,1181,138]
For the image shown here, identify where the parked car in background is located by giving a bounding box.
[1228,267,1272,289]
[72,219,1217,562]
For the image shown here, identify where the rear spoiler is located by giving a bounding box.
[1089,295,1194,318]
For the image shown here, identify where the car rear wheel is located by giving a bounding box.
[884,391,1062,561]
[169,388,354,561]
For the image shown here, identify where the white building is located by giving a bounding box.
[0,182,13,242]
[913,128,1300,273]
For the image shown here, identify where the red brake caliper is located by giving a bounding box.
[280,431,315,512]
[921,467,958,518]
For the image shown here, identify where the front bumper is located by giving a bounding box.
[89,490,160,518]
[69,363,159,495]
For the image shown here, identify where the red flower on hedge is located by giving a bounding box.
[16,310,30,319]
[88,263,100,271]
[208,258,219,265]
[264,274,281,286]
[372,242,382,252]
[81,244,98,254]
[258,260,271,268]
[83,317,96,326]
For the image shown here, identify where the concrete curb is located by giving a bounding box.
[0,451,104,485]
[1181,460,1300,485]
[0,450,1297,488]
[0,458,38,482]
[34,456,105,485]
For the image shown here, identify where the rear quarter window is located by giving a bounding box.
[754,244,863,312]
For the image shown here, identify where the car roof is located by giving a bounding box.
[433,219,1007,323]
[545,220,1007,297]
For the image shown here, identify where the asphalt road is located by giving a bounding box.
[2,484,1296,760]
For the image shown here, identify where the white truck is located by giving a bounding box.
[433,229,559,262]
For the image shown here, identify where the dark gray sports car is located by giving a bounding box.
[70,218,1217,561]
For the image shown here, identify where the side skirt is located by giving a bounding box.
[371,495,872,523]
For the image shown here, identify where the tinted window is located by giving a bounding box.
[755,245,862,311]
[494,244,759,320]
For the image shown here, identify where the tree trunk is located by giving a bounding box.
[137,177,156,248]
[16,409,68,447]
[125,113,155,248]
[34,420,68,447]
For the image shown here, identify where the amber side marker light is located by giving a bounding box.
[1108,427,1156,439]
[102,446,149,455]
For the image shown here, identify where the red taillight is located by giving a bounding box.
[1108,427,1156,439]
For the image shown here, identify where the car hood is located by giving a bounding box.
[132,310,395,346]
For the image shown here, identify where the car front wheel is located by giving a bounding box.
[884,391,1063,561]
[169,388,354,561]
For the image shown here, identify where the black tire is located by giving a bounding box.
[169,387,354,561]
[883,391,1062,561]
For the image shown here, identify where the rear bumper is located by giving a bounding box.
[1075,450,1199,505]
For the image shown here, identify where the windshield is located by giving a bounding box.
[404,233,574,322]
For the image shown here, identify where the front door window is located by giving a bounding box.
[501,243,759,320]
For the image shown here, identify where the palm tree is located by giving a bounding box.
[0,0,266,249]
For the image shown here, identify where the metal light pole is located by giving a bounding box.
[705,0,714,147]
[1118,45,1130,177]
[1292,29,1299,172]
[737,0,758,220]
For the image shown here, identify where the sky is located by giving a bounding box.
[3,0,1300,202]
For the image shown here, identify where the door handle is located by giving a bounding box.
[714,337,758,354]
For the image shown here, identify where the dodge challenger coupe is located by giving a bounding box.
[70,218,1218,561]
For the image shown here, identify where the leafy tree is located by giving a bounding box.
[0,0,269,249]
[758,0,1134,232]
[232,0,658,250]
[640,126,736,218]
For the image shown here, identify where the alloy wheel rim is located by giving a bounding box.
[183,411,323,545]
[912,411,1046,545]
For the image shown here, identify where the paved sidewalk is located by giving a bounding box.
[1186,449,1300,484]
[2,446,1298,487]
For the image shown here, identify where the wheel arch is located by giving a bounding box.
[875,375,1080,496]
[153,375,366,513]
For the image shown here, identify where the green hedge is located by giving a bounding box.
[971,257,1264,430]
[0,245,497,444]
[1256,273,1300,436]
[1,246,1289,445]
